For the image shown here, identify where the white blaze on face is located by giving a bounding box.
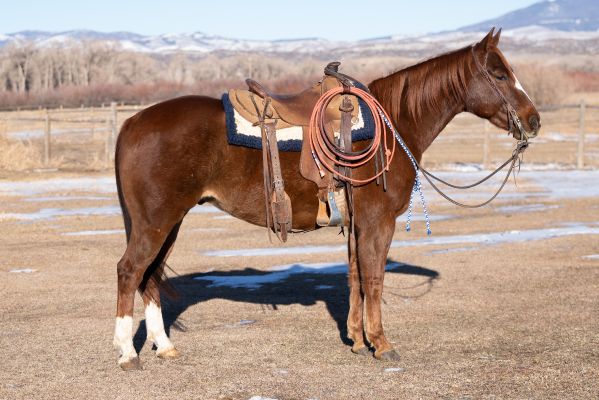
[113,316,136,362]
[513,73,533,102]
[145,301,175,353]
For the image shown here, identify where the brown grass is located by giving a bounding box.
[0,172,597,399]
[0,136,41,171]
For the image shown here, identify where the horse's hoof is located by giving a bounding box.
[376,349,401,361]
[119,356,142,371]
[351,346,371,356]
[157,347,181,359]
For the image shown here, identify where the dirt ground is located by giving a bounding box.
[0,171,598,400]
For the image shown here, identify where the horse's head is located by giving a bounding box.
[466,28,541,140]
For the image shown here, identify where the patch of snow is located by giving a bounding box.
[0,177,116,196]
[204,224,599,258]
[225,319,256,328]
[62,229,124,236]
[249,396,279,400]
[189,205,223,214]
[502,25,599,41]
[212,215,234,220]
[384,367,405,373]
[0,206,121,221]
[9,268,36,273]
[582,255,599,260]
[523,171,599,199]
[24,195,112,202]
[399,214,454,222]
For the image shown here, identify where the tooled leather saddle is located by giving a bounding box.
[227,62,371,241]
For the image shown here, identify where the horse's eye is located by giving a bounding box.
[495,75,508,81]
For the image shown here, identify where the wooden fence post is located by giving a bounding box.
[483,120,491,169]
[576,100,586,169]
[110,101,118,161]
[44,109,51,167]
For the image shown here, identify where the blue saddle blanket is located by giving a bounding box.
[222,93,375,152]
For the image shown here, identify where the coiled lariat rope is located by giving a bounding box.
[308,86,395,184]
[309,86,432,234]
[309,86,529,236]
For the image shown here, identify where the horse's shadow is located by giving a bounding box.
[133,259,439,352]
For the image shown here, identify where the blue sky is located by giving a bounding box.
[2,0,539,40]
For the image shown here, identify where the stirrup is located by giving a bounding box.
[316,188,349,227]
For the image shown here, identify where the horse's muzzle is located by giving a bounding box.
[512,115,540,140]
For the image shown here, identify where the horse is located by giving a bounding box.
[112,28,540,370]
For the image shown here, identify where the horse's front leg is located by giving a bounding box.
[356,216,400,361]
[347,230,369,355]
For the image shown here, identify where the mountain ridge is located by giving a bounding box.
[1,1,598,56]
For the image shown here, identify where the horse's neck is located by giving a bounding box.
[400,96,464,156]
[370,52,471,157]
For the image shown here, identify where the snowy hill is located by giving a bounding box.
[459,0,599,32]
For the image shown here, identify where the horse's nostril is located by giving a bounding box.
[529,115,540,130]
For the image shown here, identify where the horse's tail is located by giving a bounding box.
[115,118,132,244]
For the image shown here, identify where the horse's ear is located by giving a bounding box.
[492,28,502,46]
[477,27,496,52]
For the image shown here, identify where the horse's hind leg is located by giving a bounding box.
[347,231,368,355]
[114,222,176,370]
[139,222,182,359]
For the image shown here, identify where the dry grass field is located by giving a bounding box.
[0,170,597,400]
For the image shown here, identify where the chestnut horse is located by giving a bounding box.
[113,29,540,369]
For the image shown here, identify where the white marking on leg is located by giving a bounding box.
[145,301,175,354]
[113,316,137,363]
[513,74,533,102]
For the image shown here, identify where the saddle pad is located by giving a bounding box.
[222,93,375,152]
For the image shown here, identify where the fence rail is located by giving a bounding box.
[0,100,597,171]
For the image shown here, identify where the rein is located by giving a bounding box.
[418,140,528,208]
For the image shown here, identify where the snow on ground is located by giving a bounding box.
[62,229,125,236]
[204,224,599,258]
[0,177,116,196]
[24,195,112,202]
[0,206,122,221]
[0,204,222,221]
[422,170,599,202]
[0,170,597,201]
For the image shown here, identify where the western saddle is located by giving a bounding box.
[228,62,367,242]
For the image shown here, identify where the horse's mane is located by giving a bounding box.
[369,45,473,120]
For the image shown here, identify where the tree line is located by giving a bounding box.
[0,40,584,109]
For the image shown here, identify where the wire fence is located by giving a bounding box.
[0,101,597,171]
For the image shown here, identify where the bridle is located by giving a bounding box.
[402,46,538,211]
[470,45,537,140]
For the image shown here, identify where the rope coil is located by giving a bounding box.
[308,86,395,185]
